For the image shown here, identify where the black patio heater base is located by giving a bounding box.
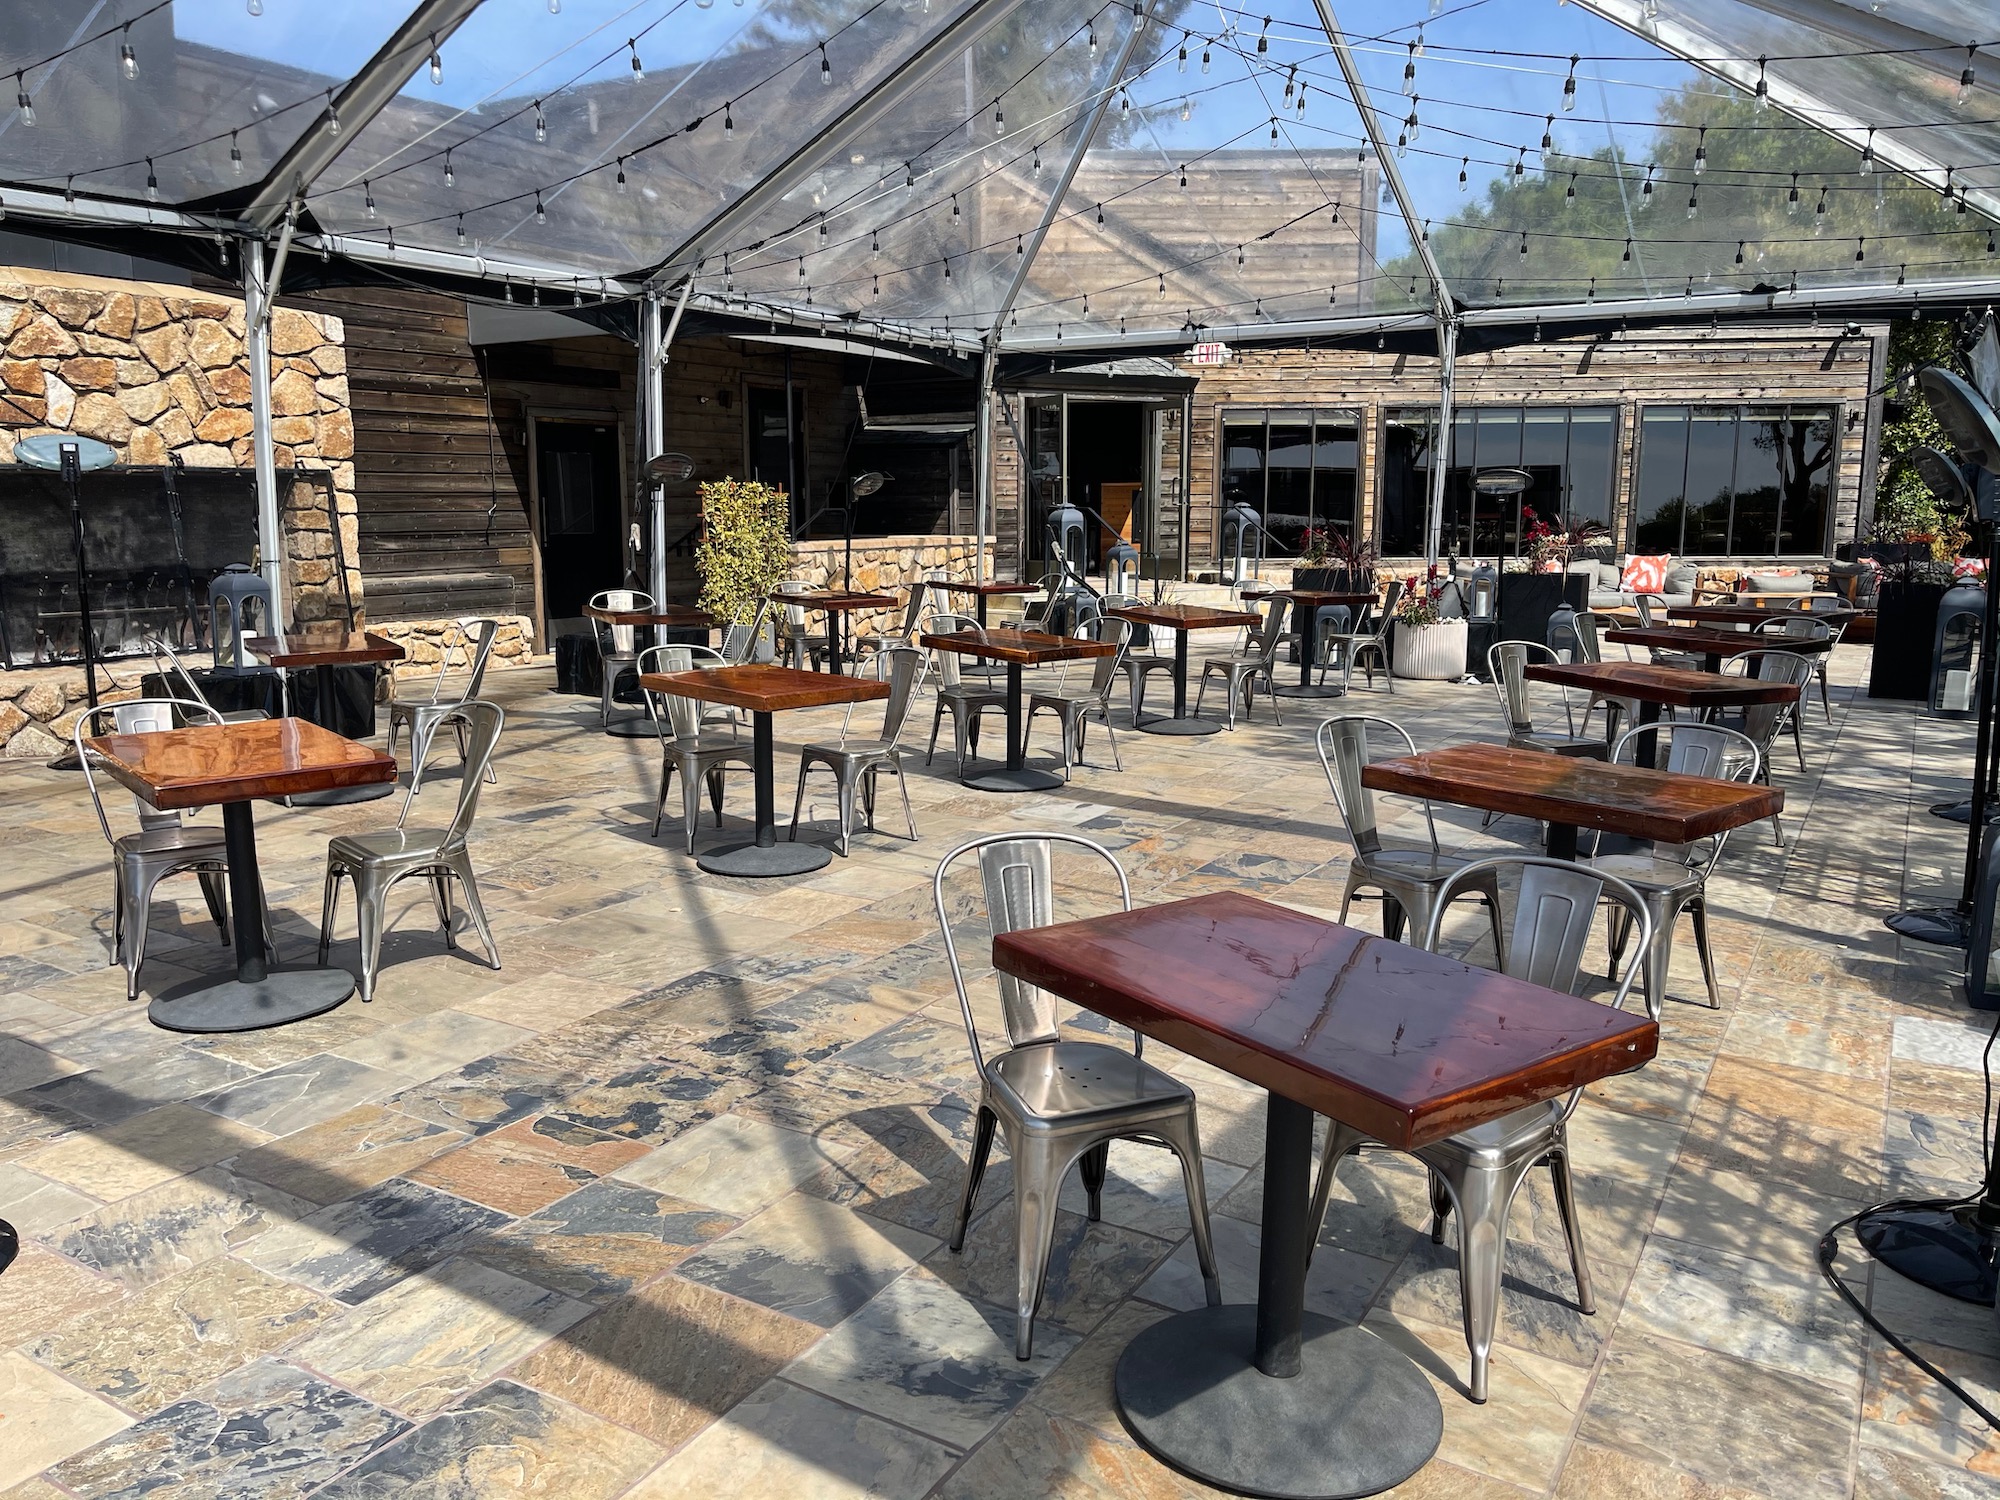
[1931,798,2000,824]
[1857,1203,2000,1305]
[1885,906,1972,947]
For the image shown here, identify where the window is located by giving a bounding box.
[1376,405,1617,558]
[1632,405,1835,556]
[1216,408,1359,556]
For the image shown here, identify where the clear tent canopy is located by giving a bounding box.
[0,0,1995,358]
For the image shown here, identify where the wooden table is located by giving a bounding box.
[1365,742,1782,860]
[1103,602,1260,734]
[1261,590,1377,698]
[83,718,398,1033]
[1669,603,1859,630]
[918,627,1115,790]
[995,889,1657,1498]
[1606,625,1834,674]
[771,590,901,676]
[636,663,887,876]
[247,629,407,800]
[936,579,1036,626]
[583,605,718,736]
[1526,660,1800,768]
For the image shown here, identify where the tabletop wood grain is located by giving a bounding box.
[84,717,397,810]
[992,890,1658,1149]
[1669,604,1860,628]
[918,627,1119,665]
[1605,626,1833,659]
[1103,602,1261,631]
[773,591,902,612]
[636,662,891,712]
[582,603,717,628]
[245,631,405,668]
[1526,660,1802,707]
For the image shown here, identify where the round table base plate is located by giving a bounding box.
[1116,1305,1442,1500]
[604,717,657,739]
[149,966,356,1034]
[696,840,833,877]
[1137,718,1223,737]
[1273,683,1348,700]
[962,767,1066,792]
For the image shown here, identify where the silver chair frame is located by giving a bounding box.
[1487,641,1606,757]
[935,832,1221,1360]
[1719,647,1816,842]
[1318,580,1401,694]
[317,700,505,1004]
[790,646,926,856]
[143,636,270,723]
[590,589,653,728]
[639,645,755,852]
[387,617,501,793]
[1194,599,1286,728]
[1305,855,1651,1404]
[924,612,1006,775]
[1027,616,1129,777]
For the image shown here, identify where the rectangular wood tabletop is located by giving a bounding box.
[1364,743,1782,843]
[919,627,1118,665]
[1526,659,1801,707]
[774,591,902,611]
[1264,589,1377,607]
[582,603,716,628]
[245,630,404,668]
[1104,602,1260,631]
[992,890,1658,1149]
[940,581,1037,596]
[1669,604,1859,628]
[85,717,397,811]
[637,663,890,713]
[1605,626,1832,659]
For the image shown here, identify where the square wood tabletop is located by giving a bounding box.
[1103,602,1260,631]
[1363,743,1782,844]
[245,630,405,668]
[992,889,1657,1150]
[1525,659,1802,708]
[938,580,1038,596]
[1605,626,1832,659]
[773,590,902,611]
[636,662,891,713]
[918,626,1118,665]
[1262,589,1378,607]
[84,717,397,811]
[582,603,717,628]
[1669,603,1859,628]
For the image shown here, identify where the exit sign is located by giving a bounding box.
[1187,341,1231,366]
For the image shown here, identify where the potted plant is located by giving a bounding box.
[1496,510,1596,646]
[1391,567,1468,680]
[696,478,793,659]
[1295,529,1378,593]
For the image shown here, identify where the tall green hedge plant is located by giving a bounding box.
[696,478,794,624]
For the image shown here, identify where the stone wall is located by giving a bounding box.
[371,617,537,682]
[788,534,995,638]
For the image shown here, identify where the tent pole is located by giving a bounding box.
[1426,322,1458,567]
[244,240,287,641]
[641,290,663,603]
[975,349,994,585]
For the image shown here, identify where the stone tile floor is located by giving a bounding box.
[0,644,1992,1498]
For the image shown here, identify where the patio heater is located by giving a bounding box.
[1469,467,1531,565]
[842,471,888,591]
[1931,576,1986,717]
[643,452,697,593]
[1919,448,1996,823]
[1887,371,2000,950]
[16,433,117,714]
[1219,501,1261,587]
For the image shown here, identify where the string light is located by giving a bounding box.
[1734,239,1744,264]
[15,74,34,128]
[993,101,1003,132]
[1403,41,1417,94]
[1540,113,1554,156]
[905,162,916,187]
[819,43,831,86]
[1854,235,1865,263]
[119,26,137,81]
[1787,171,1799,213]
[1095,202,1104,226]
[1640,163,1654,208]
[871,228,879,251]
[1406,100,1421,142]
[456,215,466,247]
[1686,183,1698,219]
[1017,234,1024,256]
[1692,125,1706,175]
[534,190,546,224]
[1859,128,1873,174]
[1622,237,1632,262]
[1157,271,1166,298]
[1178,163,1187,189]
[1565,172,1576,208]
[1120,88,1130,118]
[533,100,547,143]
[1458,157,1468,191]
[248,0,263,14]
[942,255,951,279]
[1237,244,1245,266]
[145,160,157,202]
[429,34,443,86]
[326,90,340,135]
[628,39,645,82]
[1284,66,1296,102]
[1562,54,1577,111]
[1753,55,1768,109]
[230,132,244,176]
[1256,16,1269,53]
[1896,263,1906,285]
[1960,45,1977,108]
[1815,183,1829,231]
[1201,44,1210,73]
[1032,144,1042,173]
[363,181,376,219]
[1512,146,1526,179]
[818,214,828,242]
[615,157,628,193]
[1088,21,1097,53]
[1273,118,1281,145]
[724,102,734,138]
[1179,35,1188,71]
[1518,232,1528,261]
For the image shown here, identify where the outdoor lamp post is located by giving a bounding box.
[845,471,887,590]
[1469,466,1531,565]
[16,433,119,712]
[644,452,697,596]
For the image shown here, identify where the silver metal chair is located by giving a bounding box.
[935,833,1222,1360]
[1547,607,1638,739]
[1194,598,1286,729]
[76,699,242,1001]
[1318,580,1400,694]
[387,617,500,793]
[1719,647,1816,842]
[1487,642,1606,757]
[1317,716,1505,948]
[1589,722,1760,1019]
[854,577,933,666]
[1760,613,1837,721]
[773,581,829,671]
[1113,605,1179,722]
[790,646,926,856]
[1305,855,1651,1404]
[641,641,741,739]
[639,646,755,852]
[143,637,269,723]
[589,589,652,728]
[1027,616,1129,778]
[721,599,774,666]
[924,612,1006,775]
[317,700,504,1005]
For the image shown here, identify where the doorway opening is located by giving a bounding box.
[1021,394,1179,577]
[534,418,625,623]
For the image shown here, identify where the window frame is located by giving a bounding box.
[1629,402,1841,558]
[1214,405,1364,554]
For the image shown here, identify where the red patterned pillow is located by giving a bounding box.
[1620,554,1671,594]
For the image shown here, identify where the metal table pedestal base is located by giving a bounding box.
[604,716,656,738]
[149,966,356,1034]
[963,766,1065,792]
[1138,716,1222,736]
[1273,683,1347,700]
[696,841,832,877]
[1116,1305,1442,1499]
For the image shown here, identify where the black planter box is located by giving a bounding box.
[1497,572,1588,647]
[1869,580,1948,701]
[1286,567,1368,662]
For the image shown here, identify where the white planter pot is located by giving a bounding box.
[1393,618,1469,680]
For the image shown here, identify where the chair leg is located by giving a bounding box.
[122,868,154,1002]
[926,702,944,767]
[1545,1140,1595,1315]
[653,761,675,841]
[1303,1120,1368,1263]
[1689,896,1723,1009]
[706,768,726,827]
[197,870,230,943]
[1100,708,1122,772]
[680,760,704,856]
[951,1105,998,1254]
[354,870,387,1004]
[1079,1141,1109,1222]
[789,759,811,842]
[317,865,341,964]
[447,849,501,971]
[1011,1135,1070,1361]
[1483,888,1506,970]
[894,761,917,842]
[1429,1171,1453,1243]
[1151,1113,1223,1307]
[431,870,455,948]
[1638,902,1674,1022]
[1430,1155,1517,1404]
[835,771,857,858]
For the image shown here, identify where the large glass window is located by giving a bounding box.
[1632,405,1837,556]
[1216,409,1360,556]
[1376,405,1618,558]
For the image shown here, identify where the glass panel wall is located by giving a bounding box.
[1376,405,1619,558]
[1215,409,1360,557]
[1631,405,1837,556]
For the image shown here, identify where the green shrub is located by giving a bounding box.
[696,479,794,624]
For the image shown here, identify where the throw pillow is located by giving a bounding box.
[1620,554,1671,594]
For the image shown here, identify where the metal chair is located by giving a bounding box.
[1318,581,1401,694]
[1487,642,1606,757]
[641,641,741,739]
[317,701,504,1005]
[1718,647,1816,842]
[790,645,926,856]
[1027,615,1129,778]
[143,636,269,723]
[76,699,242,1001]
[1117,612,1180,723]
[924,612,1006,775]
[589,589,652,728]
[1317,716,1505,949]
[854,577,934,666]
[721,598,774,666]
[1194,598,1286,729]
[1760,613,1837,721]
[1304,855,1651,1404]
[639,646,755,852]
[387,617,501,793]
[773,581,829,671]
[935,833,1222,1360]
[1588,722,1760,1019]
[1547,607,1638,739]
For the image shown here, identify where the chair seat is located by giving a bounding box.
[801,738,898,766]
[1586,851,1703,899]
[1123,657,1176,675]
[669,734,754,759]
[988,1040,1191,1125]
[116,825,225,860]
[1426,1097,1567,1165]
[939,684,1006,707]
[1510,732,1607,758]
[329,828,455,866]
[1359,847,1483,884]
[1028,689,1100,711]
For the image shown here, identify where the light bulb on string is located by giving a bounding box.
[1179,35,1188,70]
[1095,202,1104,226]
[818,214,828,241]
[63,177,73,213]
[1814,184,1829,231]
[1178,163,1187,189]
[819,44,831,86]
[871,228,879,251]
[1201,45,1209,73]
[230,133,244,176]
[1157,271,1166,299]
[120,27,138,80]
[1257,16,1268,53]
[1693,125,1706,174]
[1236,244,1244,266]
[534,191,546,224]
[1859,128,1873,174]
[1897,263,1906,286]
[905,162,916,187]
[455,216,466,247]
[1033,144,1042,173]
[429,35,443,85]
[1406,101,1420,142]
[1562,54,1577,111]
[1330,198,1341,223]
[1273,118,1282,145]
[1960,45,1977,107]
[248,0,263,13]
[1734,240,1745,265]
[1565,172,1576,209]
[533,101,546,143]
[1119,88,1130,118]
[1457,157,1468,191]
[1285,66,1296,102]
[15,75,33,127]
[1294,84,1304,115]
[1787,172,1799,213]
[724,102,734,138]
[798,256,806,280]
[1518,232,1528,262]
[1686,184,1698,219]
[628,40,644,82]
[942,256,951,279]
[1640,163,1654,208]
[1753,55,1768,109]
[1403,43,1416,93]
[531,284,540,306]
[363,182,376,219]
[993,101,1003,132]
[1395,129,1406,157]
[326,91,340,134]
[1541,113,1554,158]
[1855,236,1866,264]
[1513,147,1526,180]
[1941,167,1957,212]
[145,160,157,202]
[1017,234,1024,256]
[950,192,959,219]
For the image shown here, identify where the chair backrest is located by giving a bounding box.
[722,599,773,664]
[1488,640,1560,735]
[1721,648,1815,746]
[144,635,214,714]
[1084,614,1131,695]
[1770,615,1831,642]
[925,611,981,689]
[1315,715,1438,858]
[933,831,1134,1080]
[589,589,652,656]
[1251,598,1288,661]
[420,617,501,706]
[876,645,927,742]
[399,699,504,844]
[637,644,725,741]
[1632,594,1663,627]
[1607,721,1761,865]
[74,698,226,842]
[1425,856,1652,1011]
[1367,580,1403,640]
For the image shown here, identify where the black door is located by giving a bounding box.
[747,385,806,532]
[536,420,624,621]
